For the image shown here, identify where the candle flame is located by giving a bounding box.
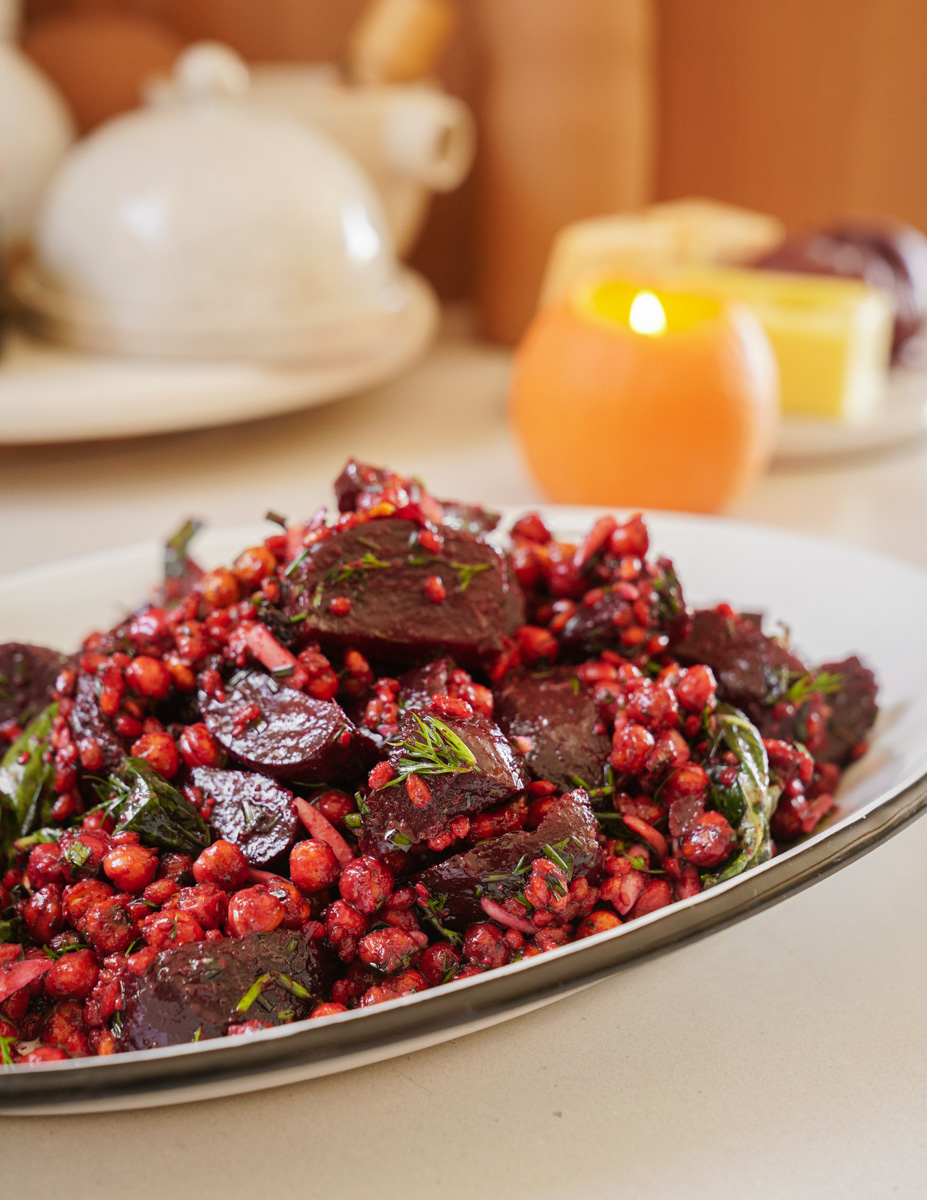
[628,291,667,336]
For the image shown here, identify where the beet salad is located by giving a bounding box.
[0,461,877,1064]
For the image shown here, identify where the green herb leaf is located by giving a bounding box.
[284,548,309,578]
[0,917,23,943]
[164,518,203,584]
[702,704,778,887]
[276,973,311,1001]
[111,758,209,855]
[193,1027,202,1042]
[0,1035,15,1067]
[384,713,477,789]
[451,561,491,592]
[0,703,58,854]
[417,893,463,946]
[328,550,392,586]
[236,972,272,1014]
[783,669,843,706]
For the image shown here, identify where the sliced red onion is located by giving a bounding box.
[480,897,536,935]
[295,797,354,867]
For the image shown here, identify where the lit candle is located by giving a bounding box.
[510,277,780,513]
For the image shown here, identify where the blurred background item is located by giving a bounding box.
[243,66,474,258]
[1,0,926,474]
[0,0,74,257]
[16,0,927,342]
[13,42,431,363]
[21,0,183,134]
[474,0,656,344]
[345,0,456,86]
[752,220,927,363]
[511,276,779,511]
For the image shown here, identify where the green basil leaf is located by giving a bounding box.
[115,757,209,855]
[0,702,58,853]
[703,704,778,887]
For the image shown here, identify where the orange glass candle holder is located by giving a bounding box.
[510,277,780,512]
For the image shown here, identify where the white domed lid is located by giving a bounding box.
[16,43,411,363]
[0,0,75,249]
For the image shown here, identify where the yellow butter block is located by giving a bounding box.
[661,265,894,422]
[541,197,784,308]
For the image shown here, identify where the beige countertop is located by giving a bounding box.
[2,325,927,1198]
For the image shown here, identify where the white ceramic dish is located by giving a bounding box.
[2,509,926,1114]
[0,269,437,444]
[775,364,927,461]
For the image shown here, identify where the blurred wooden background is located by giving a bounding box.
[22,0,927,341]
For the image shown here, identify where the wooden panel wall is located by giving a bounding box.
[656,0,927,233]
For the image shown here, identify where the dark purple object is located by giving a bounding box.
[415,789,600,928]
[282,517,522,669]
[819,655,879,766]
[69,672,130,775]
[0,643,70,732]
[754,220,927,358]
[558,558,690,661]
[200,671,371,785]
[360,709,528,857]
[192,767,299,868]
[118,928,335,1050]
[494,667,611,791]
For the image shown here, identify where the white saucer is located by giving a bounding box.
[775,365,927,462]
[0,269,438,444]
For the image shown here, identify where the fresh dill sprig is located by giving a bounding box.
[784,670,843,706]
[329,551,392,586]
[235,973,271,1014]
[417,893,463,946]
[383,713,476,788]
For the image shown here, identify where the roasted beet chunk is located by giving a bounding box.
[396,658,454,710]
[118,928,335,1050]
[70,671,130,774]
[193,767,299,868]
[200,671,371,785]
[494,667,611,791]
[282,518,522,669]
[0,643,70,733]
[673,607,808,729]
[673,609,877,758]
[360,710,528,856]
[818,656,878,765]
[415,789,600,928]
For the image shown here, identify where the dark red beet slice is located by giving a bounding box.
[494,667,611,791]
[673,608,808,733]
[415,789,600,929]
[818,656,879,765]
[118,928,335,1050]
[192,767,299,868]
[70,672,130,775]
[0,643,70,732]
[558,558,690,660]
[282,517,523,670]
[200,671,371,785]
[360,710,528,857]
[397,657,454,709]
